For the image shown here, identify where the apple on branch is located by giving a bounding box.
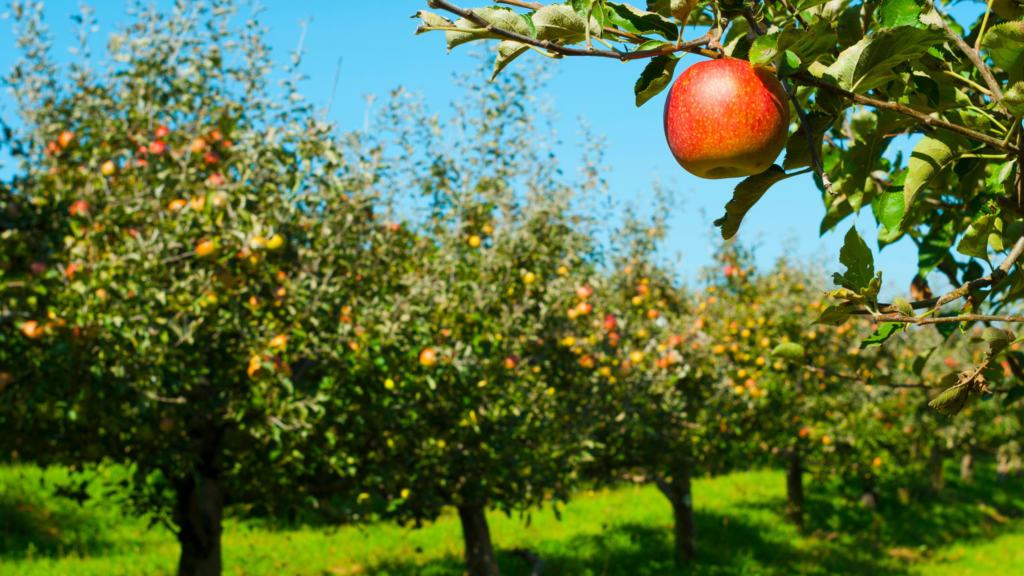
[664,60,790,179]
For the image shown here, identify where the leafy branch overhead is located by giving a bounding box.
[417,0,1024,418]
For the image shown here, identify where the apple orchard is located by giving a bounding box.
[3,1,1024,576]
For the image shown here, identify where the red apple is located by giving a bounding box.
[30,261,48,275]
[70,200,91,217]
[155,125,170,138]
[207,173,225,186]
[419,348,437,367]
[604,315,617,331]
[664,59,790,179]
[576,285,593,299]
[58,131,76,148]
[149,140,168,154]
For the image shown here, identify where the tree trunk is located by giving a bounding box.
[458,504,500,576]
[785,450,804,529]
[928,445,945,493]
[961,452,974,483]
[656,461,696,568]
[998,455,1009,484]
[175,426,225,576]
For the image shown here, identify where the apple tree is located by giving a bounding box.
[413,0,1024,419]
[300,58,605,576]
[0,2,395,574]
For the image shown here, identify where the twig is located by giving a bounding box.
[324,57,343,117]
[790,73,1019,154]
[803,365,930,388]
[778,0,810,28]
[142,390,187,404]
[974,0,995,53]
[423,0,721,61]
[928,1,1007,116]
[851,234,1024,315]
[875,313,1024,325]
[782,77,834,195]
[496,0,542,9]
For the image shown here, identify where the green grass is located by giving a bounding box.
[3,462,1024,575]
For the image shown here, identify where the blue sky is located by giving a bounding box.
[0,1,987,296]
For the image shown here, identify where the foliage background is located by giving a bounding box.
[0,0,994,296]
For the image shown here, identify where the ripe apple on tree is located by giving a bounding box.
[663,60,790,179]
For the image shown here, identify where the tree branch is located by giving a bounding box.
[875,313,1024,325]
[803,365,930,389]
[927,1,1007,116]
[789,73,1019,154]
[851,234,1024,315]
[422,0,1019,154]
[778,0,810,29]
[424,0,722,61]
[782,77,834,195]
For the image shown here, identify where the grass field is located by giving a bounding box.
[2,461,1024,575]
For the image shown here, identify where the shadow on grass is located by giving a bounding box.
[0,496,118,560]
[364,509,914,576]
[366,463,1024,576]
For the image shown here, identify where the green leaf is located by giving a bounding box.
[874,169,908,244]
[783,113,833,171]
[771,342,807,364]
[832,226,875,293]
[635,55,679,107]
[1004,385,1024,407]
[918,216,955,278]
[572,0,605,33]
[912,347,935,376]
[1002,82,1024,119]
[414,10,454,33]
[713,166,798,240]
[813,304,858,326]
[957,214,998,261]
[882,132,970,240]
[604,2,678,41]
[827,26,946,93]
[893,297,915,318]
[794,0,832,9]
[749,32,782,67]
[749,20,837,70]
[669,0,698,23]
[860,322,903,348]
[929,382,972,415]
[879,0,925,28]
[443,7,533,52]
[533,4,601,44]
[982,327,1016,355]
[492,41,530,81]
[987,160,1017,197]
[980,21,1024,71]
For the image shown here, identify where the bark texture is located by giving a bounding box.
[458,503,501,576]
[785,450,804,529]
[656,461,696,568]
[174,426,225,576]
